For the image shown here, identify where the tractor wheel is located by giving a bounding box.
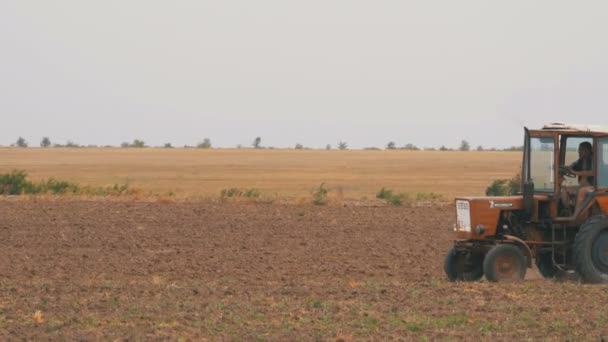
[574,216,608,283]
[483,244,527,282]
[444,247,484,281]
[535,252,565,280]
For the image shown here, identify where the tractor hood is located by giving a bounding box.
[453,195,549,239]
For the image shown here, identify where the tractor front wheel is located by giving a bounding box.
[483,244,527,282]
[444,247,484,281]
[574,216,608,283]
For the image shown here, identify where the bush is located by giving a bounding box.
[376,187,411,206]
[0,170,29,194]
[312,183,329,205]
[0,170,133,196]
[486,174,521,196]
[243,188,261,198]
[376,187,393,200]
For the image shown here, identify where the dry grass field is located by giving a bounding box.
[0,148,521,201]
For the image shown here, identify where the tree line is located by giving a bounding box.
[7,136,523,151]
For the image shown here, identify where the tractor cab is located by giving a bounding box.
[445,123,608,283]
[524,123,608,220]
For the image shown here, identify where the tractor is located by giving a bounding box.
[445,123,608,282]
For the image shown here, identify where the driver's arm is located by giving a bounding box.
[572,169,593,177]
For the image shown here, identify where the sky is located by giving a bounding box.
[1,1,607,149]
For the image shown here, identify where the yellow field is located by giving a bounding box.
[0,148,521,200]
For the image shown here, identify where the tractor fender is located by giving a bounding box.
[503,235,533,268]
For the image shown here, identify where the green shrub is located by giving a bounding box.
[221,188,242,198]
[243,188,260,198]
[312,183,329,205]
[44,179,79,194]
[0,170,29,194]
[220,188,261,199]
[0,170,133,196]
[389,195,403,206]
[486,174,521,196]
[376,187,393,200]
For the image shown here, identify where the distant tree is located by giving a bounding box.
[476,145,484,151]
[121,142,130,148]
[386,141,396,150]
[295,143,304,150]
[40,137,51,148]
[338,141,348,150]
[197,138,212,149]
[439,145,449,151]
[253,137,262,149]
[236,144,243,149]
[503,146,524,151]
[65,140,79,148]
[131,139,146,148]
[403,143,419,151]
[459,140,470,151]
[16,137,28,148]
[424,147,436,151]
[164,143,173,148]
[326,144,331,150]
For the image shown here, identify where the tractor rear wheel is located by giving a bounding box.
[574,216,608,283]
[483,244,527,282]
[444,247,484,281]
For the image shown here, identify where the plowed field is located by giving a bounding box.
[1,200,607,340]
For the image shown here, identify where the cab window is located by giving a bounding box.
[561,136,593,187]
[598,137,608,188]
[530,137,555,192]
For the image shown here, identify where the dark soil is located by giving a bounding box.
[0,200,606,340]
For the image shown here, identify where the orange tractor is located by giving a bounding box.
[445,123,608,282]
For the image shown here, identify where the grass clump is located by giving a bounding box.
[312,183,329,205]
[376,187,393,200]
[220,188,261,199]
[415,192,443,201]
[377,188,444,206]
[376,188,409,206]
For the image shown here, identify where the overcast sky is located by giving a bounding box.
[1,1,607,148]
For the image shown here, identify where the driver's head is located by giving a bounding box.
[579,141,592,158]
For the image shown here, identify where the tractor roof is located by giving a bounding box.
[541,122,608,134]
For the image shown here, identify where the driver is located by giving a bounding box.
[560,141,594,216]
